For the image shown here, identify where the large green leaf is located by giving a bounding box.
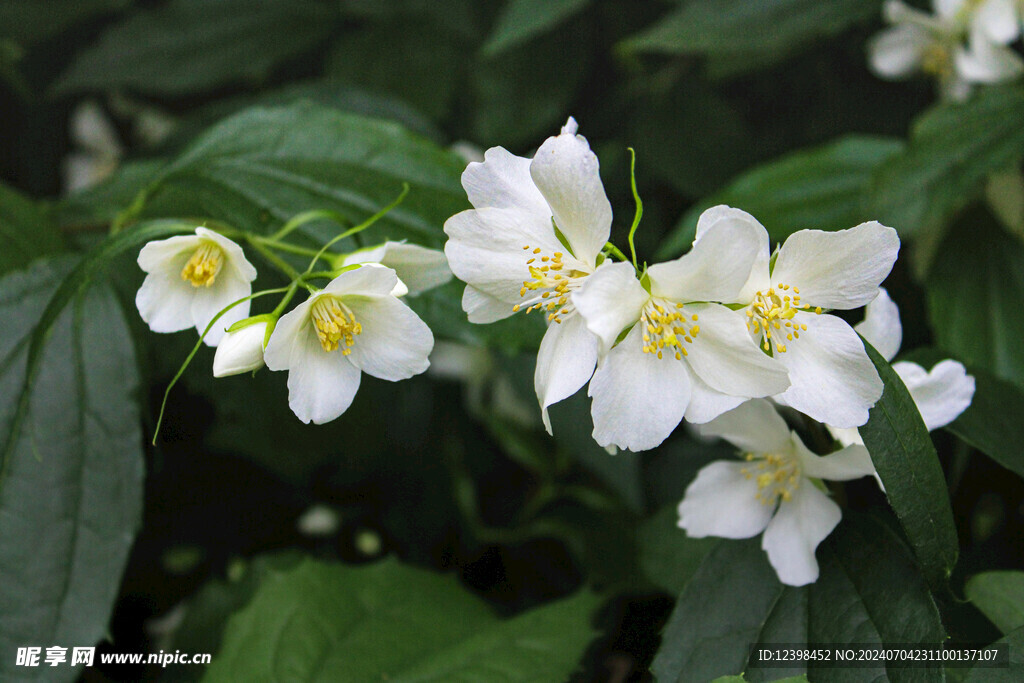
[136,103,468,248]
[622,0,880,59]
[966,572,1024,635]
[871,84,1024,237]
[53,0,338,96]
[482,0,590,56]
[203,558,600,681]
[859,341,958,589]
[926,216,1024,389]
[964,627,1024,683]
[658,136,904,258]
[0,0,128,46]
[0,257,143,681]
[0,181,65,276]
[637,505,718,596]
[652,515,945,682]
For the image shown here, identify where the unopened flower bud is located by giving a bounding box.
[213,320,269,377]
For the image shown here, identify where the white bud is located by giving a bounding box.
[212,322,268,377]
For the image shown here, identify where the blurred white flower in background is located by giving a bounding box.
[263,265,433,424]
[136,227,257,346]
[679,399,877,586]
[444,117,612,432]
[867,0,1024,100]
[62,100,123,193]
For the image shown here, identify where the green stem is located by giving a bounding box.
[303,270,339,280]
[249,236,321,258]
[270,209,351,242]
[305,183,410,275]
[152,287,290,445]
[626,147,644,269]
[603,242,629,262]
[246,236,302,281]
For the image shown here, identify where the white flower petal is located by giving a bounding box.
[761,483,841,586]
[683,366,746,424]
[854,288,902,362]
[954,28,1024,83]
[263,298,314,371]
[683,303,791,398]
[867,24,930,79]
[529,126,611,266]
[774,312,883,428]
[137,234,200,272]
[932,0,965,21]
[677,461,774,539]
[191,278,251,347]
[893,359,976,431]
[573,261,648,354]
[588,325,690,451]
[827,425,865,448]
[771,223,900,310]
[462,146,551,220]
[444,206,564,303]
[284,332,363,425]
[213,322,267,377]
[795,440,876,481]
[344,295,433,381]
[535,312,598,434]
[462,285,515,323]
[648,215,763,303]
[697,398,793,454]
[694,205,772,304]
[196,227,257,283]
[376,242,452,295]
[323,263,401,298]
[135,264,197,334]
[973,0,1020,44]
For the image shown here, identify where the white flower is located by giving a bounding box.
[136,227,257,346]
[971,0,1022,45]
[828,288,976,447]
[572,215,790,452]
[263,265,433,424]
[703,207,899,428]
[338,241,452,296]
[213,320,269,377]
[444,117,612,432]
[679,399,876,586]
[867,0,1024,100]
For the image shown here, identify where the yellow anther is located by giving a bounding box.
[311,296,361,354]
[181,242,224,287]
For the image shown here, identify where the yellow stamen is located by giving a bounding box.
[311,296,361,354]
[181,242,224,287]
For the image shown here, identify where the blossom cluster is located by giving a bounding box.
[136,226,450,425]
[443,119,975,585]
[868,0,1024,100]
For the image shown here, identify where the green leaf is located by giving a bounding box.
[871,84,1024,237]
[0,0,129,46]
[53,0,338,96]
[652,514,945,682]
[637,505,718,596]
[0,257,143,681]
[926,216,1024,389]
[966,572,1024,635]
[55,159,165,228]
[859,340,958,588]
[137,103,468,248]
[622,0,880,61]
[0,181,65,276]
[712,676,809,683]
[657,135,904,259]
[482,0,590,56]
[964,627,1024,682]
[204,558,600,681]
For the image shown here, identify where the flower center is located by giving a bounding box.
[741,452,801,505]
[311,296,361,354]
[640,297,699,361]
[181,242,224,287]
[513,245,588,324]
[921,42,953,77]
[746,284,820,354]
